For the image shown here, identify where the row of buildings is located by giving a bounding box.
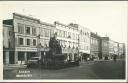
[3,13,125,65]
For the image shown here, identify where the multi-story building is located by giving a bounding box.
[78,25,91,61]
[109,39,115,59]
[90,32,102,60]
[3,13,126,65]
[109,40,120,59]
[39,21,55,59]
[101,37,109,60]
[3,20,15,64]
[113,42,119,56]
[3,13,55,65]
[54,22,79,61]
[118,43,125,59]
[13,13,40,64]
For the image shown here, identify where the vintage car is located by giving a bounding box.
[27,57,41,68]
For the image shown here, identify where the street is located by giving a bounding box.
[3,59,125,79]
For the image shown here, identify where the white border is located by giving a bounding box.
[0,1,127,82]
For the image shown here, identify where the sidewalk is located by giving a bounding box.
[3,64,27,70]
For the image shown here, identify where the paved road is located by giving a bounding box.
[3,59,125,79]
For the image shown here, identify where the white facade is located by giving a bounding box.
[78,25,91,54]
[13,13,55,64]
[54,22,79,54]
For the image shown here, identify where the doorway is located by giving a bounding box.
[9,51,14,64]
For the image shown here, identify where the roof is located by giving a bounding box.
[40,21,55,27]
[101,37,109,40]
[3,19,13,25]
[54,21,68,27]
[91,32,101,39]
[13,13,40,22]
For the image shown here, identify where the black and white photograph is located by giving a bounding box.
[0,1,127,82]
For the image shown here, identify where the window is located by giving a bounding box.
[68,32,71,38]
[60,30,62,37]
[65,32,67,38]
[72,33,74,39]
[19,38,23,45]
[76,34,78,40]
[45,29,50,37]
[32,27,36,36]
[50,30,54,37]
[58,30,60,37]
[87,46,88,50]
[9,31,11,36]
[85,32,86,35]
[27,39,30,45]
[25,26,30,35]
[63,31,66,38]
[44,39,49,47]
[61,31,64,37]
[33,39,36,46]
[41,28,45,37]
[18,23,24,34]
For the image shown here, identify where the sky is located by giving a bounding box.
[0,1,127,44]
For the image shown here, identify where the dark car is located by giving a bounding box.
[27,57,41,68]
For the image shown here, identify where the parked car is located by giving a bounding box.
[27,57,41,68]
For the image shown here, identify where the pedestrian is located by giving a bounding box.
[113,54,117,61]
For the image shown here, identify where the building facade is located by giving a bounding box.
[78,25,91,61]
[101,37,109,60]
[3,13,55,65]
[90,32,102,60]
[3,22,15,64]
[3,13,126,65]
[113,42,119,56]
[54,22,79,61]
[38,21,55,62]
[109,39,115,59]
[13,13,40,64]
[119,43,126,58]
[118,43,125,59]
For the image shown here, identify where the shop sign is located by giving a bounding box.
[40,48,49,51]
[16,47,37,52]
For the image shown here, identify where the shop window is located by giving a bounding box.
[19,38,23,45]
[18,52,24,61]
[18,23,24,34]
[25,26,30,35]
[33,39,36,46]
[27,39,30,45]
